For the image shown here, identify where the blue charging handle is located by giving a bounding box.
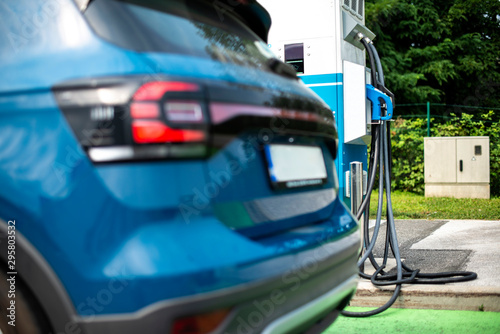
[366,84,393,121]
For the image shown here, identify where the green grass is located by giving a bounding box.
[325,307,500,333]
[369,191,500,220]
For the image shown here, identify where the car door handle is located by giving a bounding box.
[459,160,463,172]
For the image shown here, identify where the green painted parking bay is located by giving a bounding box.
[326,307,500,333]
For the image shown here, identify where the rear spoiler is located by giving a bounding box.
[230,0,272,42]
[73,0,272,42]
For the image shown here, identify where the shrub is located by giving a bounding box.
[390,117,426,193]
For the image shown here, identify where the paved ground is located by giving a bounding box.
[349,220,500,312]
[411,220,500,287]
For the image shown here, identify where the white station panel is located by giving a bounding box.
[343,60,367,144]
[267,37,338,76]
[262,0,336,40]
[260,0,342,75]
[261,0,372,143]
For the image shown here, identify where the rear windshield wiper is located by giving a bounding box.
[267,58,298,80]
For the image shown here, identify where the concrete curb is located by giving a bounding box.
[350,220,500,312]
[350,280,500,312]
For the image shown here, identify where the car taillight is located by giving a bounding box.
[131,120,205,143]
[171,308,231,334]
[132,81,200,101]
[53,79,209,163]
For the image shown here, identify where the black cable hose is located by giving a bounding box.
[341,39,477,318]
[360,39,377,88]
[367,42,385,87]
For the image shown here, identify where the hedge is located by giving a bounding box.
[390,111,499,196]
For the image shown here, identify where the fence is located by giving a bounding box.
[395,103,500,137]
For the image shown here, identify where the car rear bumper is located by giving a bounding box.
[262,276,357,334]
[77,231,359,334]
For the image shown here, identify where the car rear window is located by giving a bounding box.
[84,0,276,70]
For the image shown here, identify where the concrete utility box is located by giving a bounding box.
[424,136,490,199]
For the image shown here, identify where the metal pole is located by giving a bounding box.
[350,162,363,216]
[427,101,430,137]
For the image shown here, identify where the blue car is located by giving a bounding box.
[0,0,360,333]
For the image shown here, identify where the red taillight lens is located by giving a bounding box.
[131,82,206,144]
[172,309,231,334]
[131,82,206,145]
[132,120,206,143]
[133,81,200,101]
[130,102,160,119]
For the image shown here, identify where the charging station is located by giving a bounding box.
[259,0,375,207]
[260,1,478,318]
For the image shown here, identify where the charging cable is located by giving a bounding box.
[341,36,477,318]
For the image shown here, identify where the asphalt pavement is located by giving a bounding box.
[349,219,500,312]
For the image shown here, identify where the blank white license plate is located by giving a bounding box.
[264,144,328,189]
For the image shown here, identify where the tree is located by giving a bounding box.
[365,0,500,113]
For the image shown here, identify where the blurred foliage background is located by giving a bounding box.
[366,0,500,109]
[365,0,500,196]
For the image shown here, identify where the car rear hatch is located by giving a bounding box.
[200,79,340,239]
[66,0,345,240]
